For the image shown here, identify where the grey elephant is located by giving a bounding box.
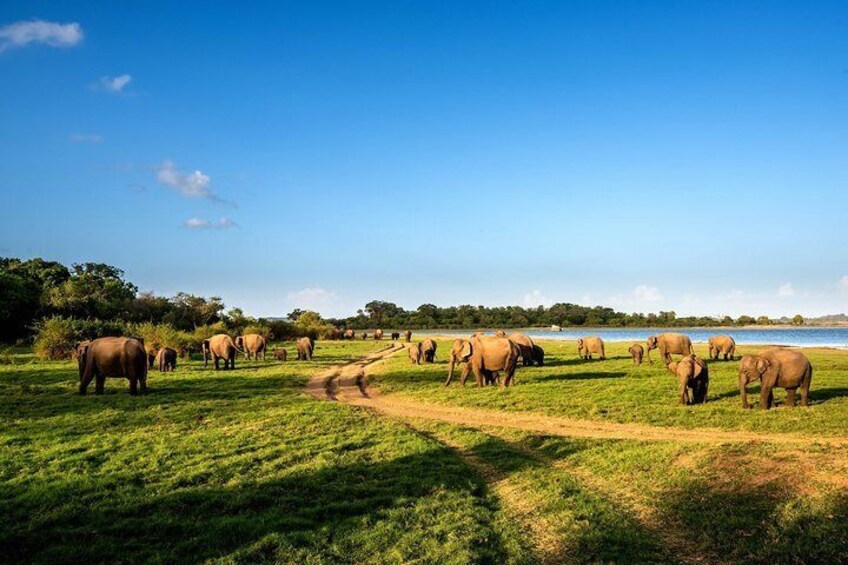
[577,337,606,360]
[202,334,238,370]
[78,337,148,395]
[273,348,287,361]
[155,347,177,372]
[667,354,709,405]
[708,335,736,361]
[236,334,267,361]
[646,333,693,365]
[421,338,437,363]
[446,335,520,387]
[531,344,545,366]
[738,349,812,409]
[629,343,644,365]
[296,337,314,360]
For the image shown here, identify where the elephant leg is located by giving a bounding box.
[459,364,472,387]
[214,355,220,370]
[95,374,106,395]
[760,385,773,409]
[785,388,797,407]
[79,371,95,395]
[139,376,148,395]
[129,377,138,395]
[800,384,810,407]
[678,381,689,405]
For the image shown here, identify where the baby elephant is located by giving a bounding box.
[667,355,709,405]
[629,343,644,365]
[391,332,401,341]
[531,344,545,366]
[577,337,605,360]
[274,348,287,362]
[738,349,812,410]
[155,347,177,372]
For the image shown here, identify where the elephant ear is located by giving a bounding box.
[756,357,770,375]
[460,340,473,361]
[692,359,704,379]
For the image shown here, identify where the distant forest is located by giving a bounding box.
[0,257,824,347]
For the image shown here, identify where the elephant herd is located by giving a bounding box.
[418,330,813,411]
[74,332,317,395]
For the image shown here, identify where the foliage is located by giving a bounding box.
[792,314,805,326]
[293,311,336,340]
[32,316,124,360]
[126,322,192,353]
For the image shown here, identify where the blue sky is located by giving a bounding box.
[1,1,847,318]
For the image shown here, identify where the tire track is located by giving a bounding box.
[308,348,848,446]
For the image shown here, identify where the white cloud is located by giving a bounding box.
[522,289,551,308]
[777,283,795,297]
[633,284,663,302]
[0,20,83,53]
[182,217,236,230]
[69,133,102,144]
[286,287,340,312]
[156,160,231,204]
[96,74,132,93]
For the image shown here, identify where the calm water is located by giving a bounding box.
[430,327,848,348]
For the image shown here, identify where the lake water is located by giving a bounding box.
[429,327,848,348]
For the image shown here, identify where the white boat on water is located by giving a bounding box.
[550,325,562,332]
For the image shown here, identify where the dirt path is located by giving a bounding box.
[307,347,848,446]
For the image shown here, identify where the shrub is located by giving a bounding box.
[242,324,272,339]
[125,322,190,353]
[33,317,123,360]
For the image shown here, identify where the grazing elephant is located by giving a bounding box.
[646,333,694,365]
[445,335,520,387]
[531,344,545,366]
[343,329,355,340]
[273,348,287,361]
[629,344,644,365]
[405,330,413,343]
[507,333,536,366]
[202,334,238,370]
[374,329,384,340]
[236,334,267,361]
[667,355,709,405]
[155,347,177,372]
[738,349,812,410]
[421,338,437,363]
[708,335,736,361]
[408,343,422,365]
[577,337,606,360]
[361,332,368,340]
[391,332,400,341]
[147,349,156,369]
[78,337,148,395]
[296,337,314,360]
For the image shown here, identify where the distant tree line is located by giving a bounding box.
[329,300,804,330]
[1,257,806,356]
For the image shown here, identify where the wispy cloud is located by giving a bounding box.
[633,284,663,302]
[777,283,795,297]
[522,289,551,308]
[286,287,340,312]
[156,160,232,205]
[0,20,83,53]
[69,133,102,144]
[94,74,132,93]
[182,217,236,230]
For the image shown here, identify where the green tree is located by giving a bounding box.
[792,314,805,326]
[46,263,137,319]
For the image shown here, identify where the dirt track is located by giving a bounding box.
[306,345,848,446]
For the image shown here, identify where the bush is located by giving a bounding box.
[33,317,124,360]
[126,322,191,353]
[242,324,272,339]
[190,323,230,347]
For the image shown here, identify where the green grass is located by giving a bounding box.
[371,339,848,435]
[2,339,847,563]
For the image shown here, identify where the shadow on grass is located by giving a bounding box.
[0,446,513,564]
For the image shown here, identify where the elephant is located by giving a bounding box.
[629,344,644,365]
[391,332,401,341]
[202,334,238,370]
[738,349,812,410]
[273,348,287,361]
[180,345,195,360]
[445,335,520,387]
[408,343,422,365]
[155,347,177,372]
[531,344,545,366]
[296,337,314,360]
[494,330,506,337]
[236,334,267,361]
[667,355,709,405]
[344,329,355,340]
[421,338,437,363]
[507,333,536,366]
[708,335,736,361]
[362,332,368,340]
[577,337,605,360]
[374,329,384,340]
[646,333,693,365]
[405,330,412,343]
[77,337,148,395]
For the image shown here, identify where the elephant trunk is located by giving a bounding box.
[739,374,749,409]
[202,343,208,367]
[445,354,456,386]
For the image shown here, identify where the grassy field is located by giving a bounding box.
[1,338,847,563]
